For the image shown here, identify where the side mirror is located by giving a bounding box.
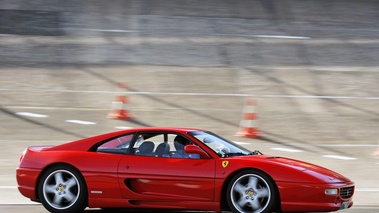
[184,145,210,159]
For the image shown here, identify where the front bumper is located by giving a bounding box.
[278,181,354,212]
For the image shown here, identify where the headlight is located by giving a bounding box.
[325,188,338,195]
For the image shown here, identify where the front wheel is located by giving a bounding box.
[38,165,87,213]
[226,170,279,213]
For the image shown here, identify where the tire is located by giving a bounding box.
[38,165,87,213]
[226,170,278,213]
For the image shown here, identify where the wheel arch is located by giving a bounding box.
[35,162,87,202]
[220,167,282,212]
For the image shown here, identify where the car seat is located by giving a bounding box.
[155,142,170,157]
[136,141,155,156]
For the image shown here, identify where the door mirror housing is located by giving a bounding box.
[184,145,210,159]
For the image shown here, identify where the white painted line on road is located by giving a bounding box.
[115,126,132,130]
[320,144,378,147]
[0,139,67,143]
[6,88,379,101]
[130,92,379,100]
[16,112,48,118]
[235,142,251,145]
[216,33,310,40]
[9,106,108,111]
[271,147,303,153]
[59,30,311,39]
[3,35,379,45]
[255,35,311,40]
[0,186,17,189]
[322,155,357,160]
[78,28,140,33]
[65,120,97,125]
[355,188,379,192]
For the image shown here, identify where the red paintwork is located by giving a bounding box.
[16,127,354,212]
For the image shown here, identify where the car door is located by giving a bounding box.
[118,155,215,201]
[117,132,216,201]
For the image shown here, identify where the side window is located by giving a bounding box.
[134,134,165,157]
[97,134,134,154]
[133,133,199,159]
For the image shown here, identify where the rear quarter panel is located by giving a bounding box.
[18,149,124,201]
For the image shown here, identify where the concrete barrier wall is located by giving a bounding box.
[0,0,377,24]
[0,0,377,66]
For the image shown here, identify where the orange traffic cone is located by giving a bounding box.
[235,98,261,138]
[107,82,132,120]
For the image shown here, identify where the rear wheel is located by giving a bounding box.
[38,165,87,213]
[226,170,278,213]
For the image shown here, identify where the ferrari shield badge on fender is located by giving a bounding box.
[222,161,229,168]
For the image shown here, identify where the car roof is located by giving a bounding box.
[46,127,204,151]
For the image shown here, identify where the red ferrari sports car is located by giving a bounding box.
[17,127,354,213]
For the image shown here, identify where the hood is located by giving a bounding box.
[267,156,351,183]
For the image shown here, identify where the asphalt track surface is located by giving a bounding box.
[0,205,378,213]
[1,0,379,212]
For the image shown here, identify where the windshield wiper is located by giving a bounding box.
[222,150,263,157]
[224,152,247,157]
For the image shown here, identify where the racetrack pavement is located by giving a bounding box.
[0,204,377,213]
[1,0,379,212]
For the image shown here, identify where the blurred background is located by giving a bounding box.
[0,0,378,210]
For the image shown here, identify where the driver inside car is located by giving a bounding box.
[172,135,199,158]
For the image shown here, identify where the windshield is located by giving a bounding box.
[188,131,260,157]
